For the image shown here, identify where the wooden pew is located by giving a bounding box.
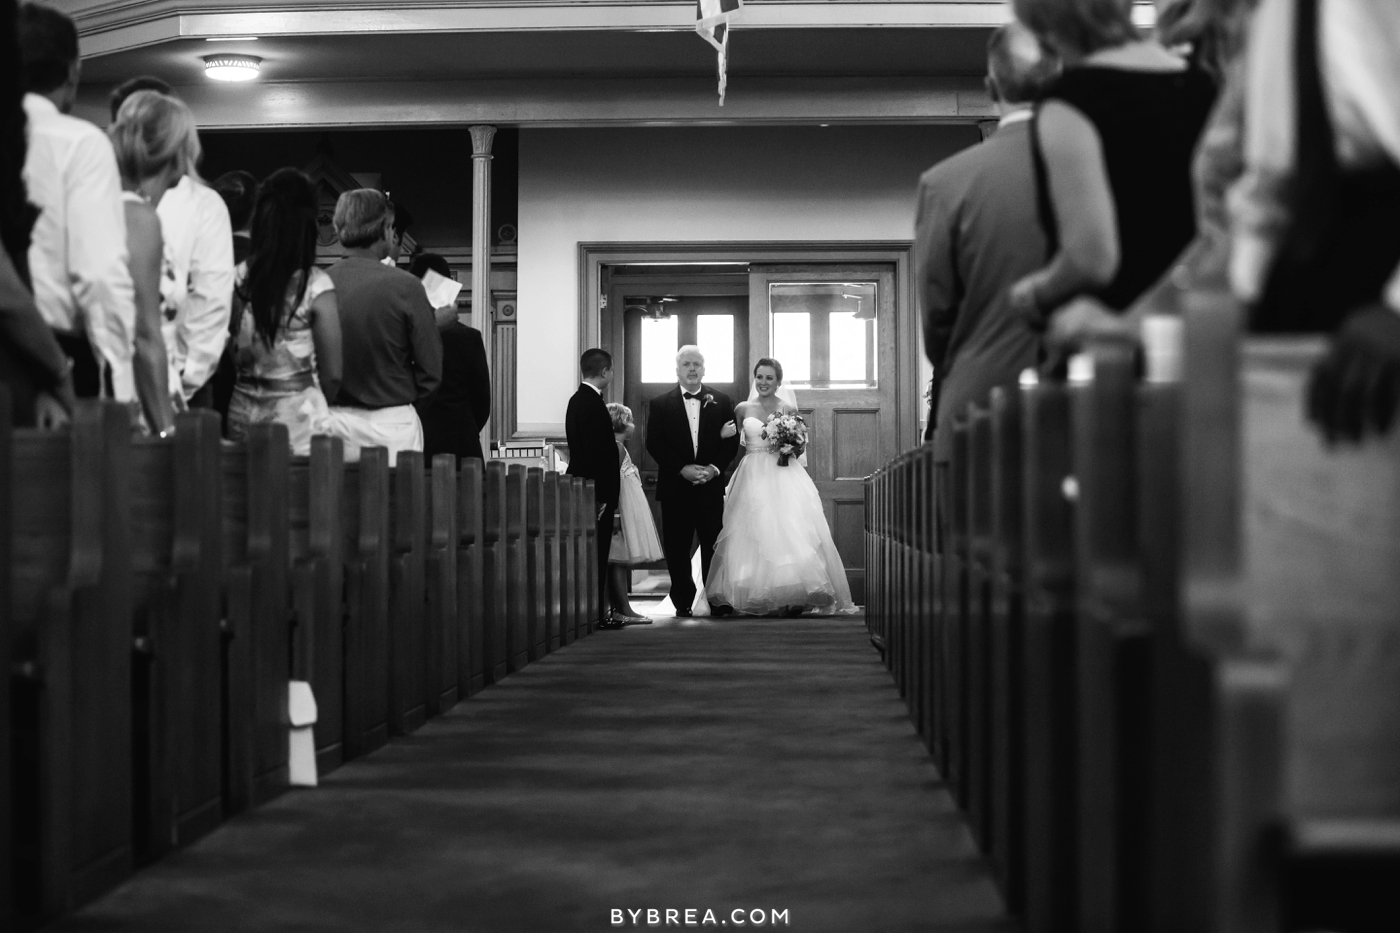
[129,411,223,865]
[945,417,971,806]
[917,445,939,753]
[1069,344,1153,933]
[288,437,346,773]
[482,461,508,682]
[341,448,391,760]
[388,452,428,733]
[1181,301,1400,933]
[0,388,9,927]
[505,464,529,673]
[558,477,577,647]
[9,401,133,919]
[967,405,995,848]
[222,423,292,812]
[456,459,485,697]
[989,385,1027,912]
[526,467,550,662]
[542,472,564,654]
[581,478,599,633]
[426,454,459,715]
[1019,378,1077,933]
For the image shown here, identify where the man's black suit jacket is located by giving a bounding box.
[565,383,620,509]
[418,322,491,462]
[645,385,740,504]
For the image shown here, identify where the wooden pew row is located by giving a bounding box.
[4,408,594,930]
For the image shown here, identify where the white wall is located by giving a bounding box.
[517,124,978,430]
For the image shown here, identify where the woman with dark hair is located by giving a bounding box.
[697,358,856,617]
[227,168,343,453]
[0,0,74,427]
[1007,0,1216,331]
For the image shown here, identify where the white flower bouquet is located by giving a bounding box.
[761,411,808,467]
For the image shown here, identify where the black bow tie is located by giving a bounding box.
[683,391,701,400]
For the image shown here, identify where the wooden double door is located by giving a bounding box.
[614,263,899,603]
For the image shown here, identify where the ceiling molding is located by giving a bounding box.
[74,75,994,128]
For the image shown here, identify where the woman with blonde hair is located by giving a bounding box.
[605,402,663,623]
[1008,0,1216,340]
[108,89,194,434]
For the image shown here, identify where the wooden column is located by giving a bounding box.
[470,125,496,454]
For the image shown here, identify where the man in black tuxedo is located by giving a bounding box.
[645,345,740,616]
[565,348,622,627]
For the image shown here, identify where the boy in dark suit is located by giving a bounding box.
[565,348,622,626]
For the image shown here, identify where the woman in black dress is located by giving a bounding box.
[1008,0,1217,336]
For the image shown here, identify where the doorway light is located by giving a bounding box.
[204,54,261,82]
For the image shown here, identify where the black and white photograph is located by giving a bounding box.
[2,0,1399,930]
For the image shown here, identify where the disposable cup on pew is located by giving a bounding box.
[129,410,224,864]
[426,454,459,714]
[341,448,391,760]
[456,458,486,696]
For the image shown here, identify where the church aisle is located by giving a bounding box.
[52,616,1013,933]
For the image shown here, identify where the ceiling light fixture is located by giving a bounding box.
[203,54,261,82]
[205,36,259,42]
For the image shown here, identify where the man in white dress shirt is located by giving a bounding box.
[19,2,136,401]
[109,77,234,407]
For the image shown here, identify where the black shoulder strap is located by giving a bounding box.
[1029,104,1061,262]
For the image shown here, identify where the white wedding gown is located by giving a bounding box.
[696,416,857,616]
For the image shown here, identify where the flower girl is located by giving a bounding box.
[606,403,664,622]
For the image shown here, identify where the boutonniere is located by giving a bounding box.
[702,393,716,408]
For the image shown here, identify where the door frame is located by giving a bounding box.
[579,240,921,452]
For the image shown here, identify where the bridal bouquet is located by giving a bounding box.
[761,411,808,466]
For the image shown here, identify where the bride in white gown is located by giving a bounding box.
[696,358,857,616]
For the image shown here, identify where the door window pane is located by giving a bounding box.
[640,314,678,383]
[696,314,734,383]
[771,312,812,384]
[769,282,877,387]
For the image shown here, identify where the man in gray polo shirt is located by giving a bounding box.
[323,189,442,465]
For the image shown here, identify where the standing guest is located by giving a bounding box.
[209,169,259,428]
[108,76,234,411]
[605,402,663,624]
[0,0,72,428]
[410,251,491,463]
[917,21,1056,473]
[109,89,192,436]
[1008,0,1216,332]
[227,168,343,454]
[565,348,622,627]
[322,188,441,464]
[645,346,740,617]
[1231,0,1400,443]
[19,1,137,401]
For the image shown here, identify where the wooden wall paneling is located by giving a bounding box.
[1020,380,1077,933]
[967,405,994,850]
[491,318,517,445]
[388,452,428,734]
[525,467,548,662]
[542,472,562,653]
[504,464,529,673]
[456,459,486,697]
[8,401,135,918]
[832,409,880,482]
[427,455,459,714]
[1070,344,1152,933]
[946,417,970,808]
[558,478,576,647]
[341,449,391,760]
[0,389,9,927]
[989,386,1027,912]
[482,461,509,681]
